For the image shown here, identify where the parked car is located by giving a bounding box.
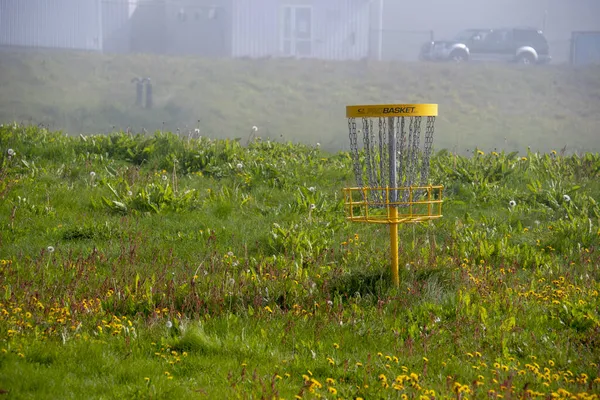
[419,27,552,65]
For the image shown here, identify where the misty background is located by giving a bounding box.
[0,0,599,154]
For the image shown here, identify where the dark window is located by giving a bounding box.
[515,29,546,44]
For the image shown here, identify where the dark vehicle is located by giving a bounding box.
[419,27,552,65]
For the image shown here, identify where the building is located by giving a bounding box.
[0,0,130,53]
[128,0,372,60]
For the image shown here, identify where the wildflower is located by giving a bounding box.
[563,194,570,202]
[521,157,527,161]
[264,306,273,313]
[333,343,339,349]
[328,387,337,395]
[509,200,516,207]
[477,150,485,155]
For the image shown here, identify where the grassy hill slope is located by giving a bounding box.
[1,49,599,154]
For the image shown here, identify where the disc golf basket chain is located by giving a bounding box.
[343,104,443,287]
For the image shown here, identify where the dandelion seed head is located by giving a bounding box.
[127,191,133,196]
[90,171,96,177]
[308,186,316,192]
[236,163,243,170]
[7,148,15,157]
[509,200,517,207]
[166,320,173,329]
[194,128,200,134]
[162,175,168,181]
[251,126,258,132]
[310,204,316,210]
[47,246,55,253]
[563,194,571,202]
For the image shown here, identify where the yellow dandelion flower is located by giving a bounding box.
[333,343,339,349]
[328,387,337,394]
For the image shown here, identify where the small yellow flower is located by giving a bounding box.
[333,343,339,349]
[328,387,337,394]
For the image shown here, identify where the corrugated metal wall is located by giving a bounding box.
[231,0,279,58]
[0,0,102,50]
[314,0,370,60]
[571,31,600,66]
[231,0,370,60]
[101,0,132,53]
[0,0,131,53]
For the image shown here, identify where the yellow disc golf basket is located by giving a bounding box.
[343,104,443,287]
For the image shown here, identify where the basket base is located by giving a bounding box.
[343,185,443,224]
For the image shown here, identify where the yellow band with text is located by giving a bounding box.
[346,104,438,118]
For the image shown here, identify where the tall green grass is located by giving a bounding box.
[0,125,599,399]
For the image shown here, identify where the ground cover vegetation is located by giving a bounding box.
[1,50,600,155]
[0,124,599,399]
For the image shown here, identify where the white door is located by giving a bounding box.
[281,6,312,57]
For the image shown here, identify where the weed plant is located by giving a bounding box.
[1,124,599,399]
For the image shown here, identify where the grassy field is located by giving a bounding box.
[1,124,599,399]
[0,49,599,155]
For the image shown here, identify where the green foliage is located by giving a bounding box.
[1,126,599,399]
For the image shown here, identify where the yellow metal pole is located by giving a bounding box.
[389,206,399,287]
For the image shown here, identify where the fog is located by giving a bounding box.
[0,0,599,154]
[376,0,600,62]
